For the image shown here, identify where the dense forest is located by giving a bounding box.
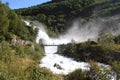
[15,0,120,37]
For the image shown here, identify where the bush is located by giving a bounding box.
[0,35,5,42]
[28,66,60,80]
[87,61,115,80]
[5,32,13,40]
[114,34,120,44]
[110,61,120,80]
[65,69,87,80]
[15,46,25,57]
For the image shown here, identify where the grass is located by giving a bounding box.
[0,41,62,80]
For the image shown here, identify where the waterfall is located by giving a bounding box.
[24,20,117,79]
[40,46,89,74]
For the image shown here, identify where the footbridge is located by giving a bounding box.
[40,44,63,52]
[42,44,60,46]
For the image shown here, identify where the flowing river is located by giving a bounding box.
[24,20,116,79]
[40,46,89,74]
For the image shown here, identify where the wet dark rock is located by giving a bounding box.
[54,63,63,70]
[90,41,97,45]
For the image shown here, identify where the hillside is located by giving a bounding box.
[0,1,62,80]
[15,0,120,36]
[0,1,38,42]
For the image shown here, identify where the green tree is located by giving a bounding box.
[0,4,9,35]
[37,14,46,22]
[52,0,65,2]
[8,10,19,33]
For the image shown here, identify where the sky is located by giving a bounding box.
[1,0,51,9]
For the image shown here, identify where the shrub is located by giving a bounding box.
[65,69,87,80]
[114,34,120,44]
[0,35,5,42]
[110,61,120,80]
[15,46,25,57]
[87,61,115,80]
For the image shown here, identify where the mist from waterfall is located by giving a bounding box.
[34,15,120,45]
[24,16,119,79]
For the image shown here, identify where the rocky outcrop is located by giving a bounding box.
[54,63,63,70]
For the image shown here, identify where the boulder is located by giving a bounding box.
[54,63,63,70]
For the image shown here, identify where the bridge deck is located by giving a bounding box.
[42,45,60,46]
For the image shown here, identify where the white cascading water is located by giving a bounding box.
[24,20,116,80]
[41,46,89,74]
[32,21,90,74]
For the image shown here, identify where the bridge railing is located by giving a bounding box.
[40,43,65,46]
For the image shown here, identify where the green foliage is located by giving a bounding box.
[0,2,38,41]
[15,0,96,35]
[29,66,60,80]
[0,41,61,80]
[87,61,114,80]
[37,14,46,22]
[114,34,120,44]
[0,3,9,35]
[98,33,115,53]
[0,35,5,42]
[110,61,120,80]
[65,61,115,80]
[65,69,88,80]
[15,46,25,57]
[0,2,62,80]
[98,33,115,44]
[52,0,65,2]
[58,33,120,63]
[15,0,120,36]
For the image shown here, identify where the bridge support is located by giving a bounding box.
[40,45,45,53]
[40,44,61,53]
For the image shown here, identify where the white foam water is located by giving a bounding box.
[40,46,89,74]
[24,20,116,79]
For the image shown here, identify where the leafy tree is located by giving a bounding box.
[0,3,9,35]
[8,10,19,33]
[52,0,65,2]
[37,14,46,22]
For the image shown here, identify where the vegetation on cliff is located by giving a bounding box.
[58,33,120,63]
[15,0,120,36]
[58,33,120,79]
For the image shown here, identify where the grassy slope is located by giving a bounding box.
[0,2,62,80]
[0,41,63,80]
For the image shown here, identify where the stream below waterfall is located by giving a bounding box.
[39,46,116,80]
[24,20,116,80]
[40,46,89,74]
